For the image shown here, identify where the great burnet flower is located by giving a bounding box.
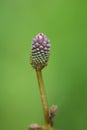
[31,33,51,70]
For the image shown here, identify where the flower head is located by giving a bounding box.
[31,33,51,70]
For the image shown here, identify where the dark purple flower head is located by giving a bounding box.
[31,33,51,70]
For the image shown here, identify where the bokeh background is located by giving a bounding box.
[0,0,87,130]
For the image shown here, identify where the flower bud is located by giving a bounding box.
[31,33,51,70]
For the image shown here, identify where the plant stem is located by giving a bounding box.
[36,70,49,126]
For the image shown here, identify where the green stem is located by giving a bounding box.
[36,70,49,126]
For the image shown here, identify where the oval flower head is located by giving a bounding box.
[31,33,51,70]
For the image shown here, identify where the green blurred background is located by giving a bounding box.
[0,0,87,130]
